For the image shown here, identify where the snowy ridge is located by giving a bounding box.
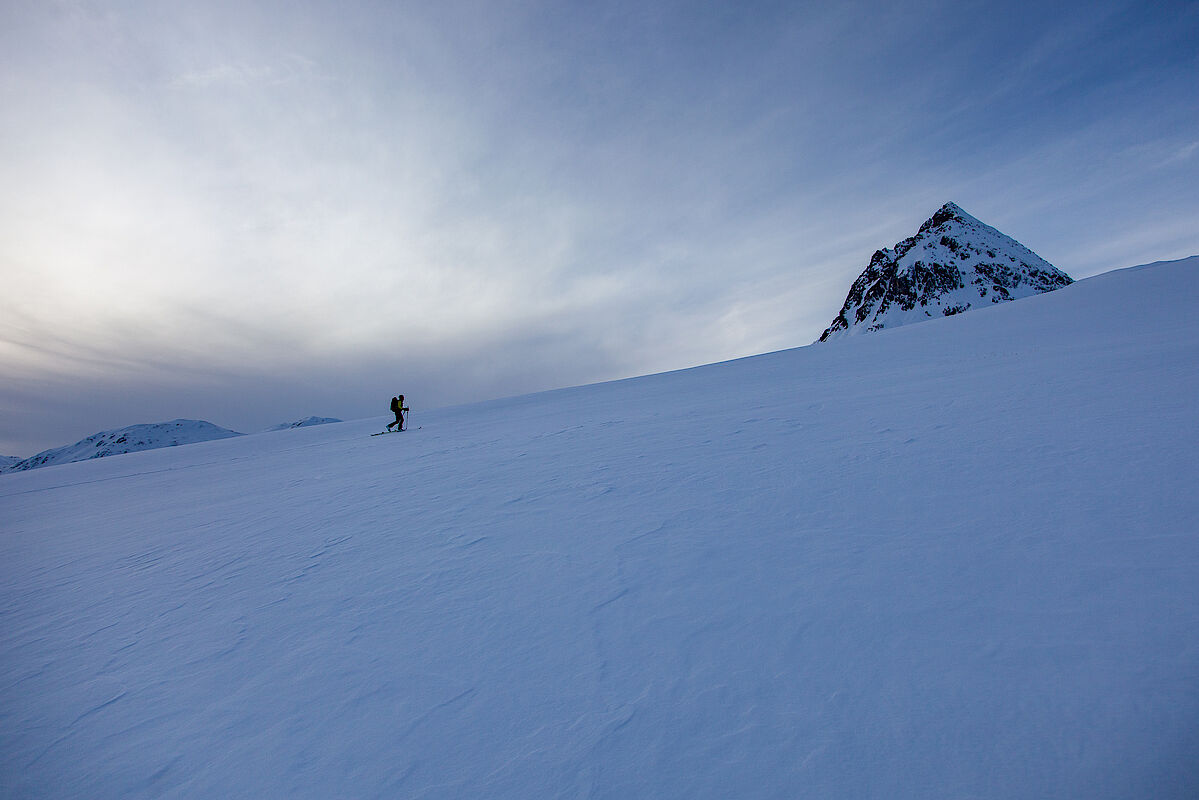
[1,419,242,473]
[264,416,342,431]
[2,257,1198,797]
[819,202,1072,340]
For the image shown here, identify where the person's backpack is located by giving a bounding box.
[390,396,399,412]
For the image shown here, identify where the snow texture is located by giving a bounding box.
[0,419,243,473]
[2,257,1198,798]
[819,202,1073,341]
[265,416,343,432]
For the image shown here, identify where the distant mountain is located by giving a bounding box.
[819,202,1073,341]
[265,416,342,431]
[0,455,19,470]
[1,419,243,473]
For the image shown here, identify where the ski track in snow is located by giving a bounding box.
[1,258,1199,797]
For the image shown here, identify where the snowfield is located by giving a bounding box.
[2,257,1198,798]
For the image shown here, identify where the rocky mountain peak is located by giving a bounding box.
[818,203,1072,342]
[919,201,974,232]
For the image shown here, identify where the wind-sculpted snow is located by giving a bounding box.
[819,202,1073,341]
[2,257,1198,798]
[1,419,242,473]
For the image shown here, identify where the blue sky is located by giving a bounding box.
[2,0,1197,455]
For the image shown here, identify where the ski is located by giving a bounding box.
[370,426,420,437]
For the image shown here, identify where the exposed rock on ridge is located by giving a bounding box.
[819,202,1072,341]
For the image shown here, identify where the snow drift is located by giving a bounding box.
[1,257,1197,798]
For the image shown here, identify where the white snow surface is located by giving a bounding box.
[1,419,242,473]
[3,257,1198,798]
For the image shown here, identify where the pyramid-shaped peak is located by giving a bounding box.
[918,201,982,233]
[819,204,1072,342]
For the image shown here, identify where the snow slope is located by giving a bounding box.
[1,419,243,473]
[2,257,1198,798]
[819,202,1072,340]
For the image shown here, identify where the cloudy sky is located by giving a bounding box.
[2,0,1197,456]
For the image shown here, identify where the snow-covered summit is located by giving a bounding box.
[819,202,1072,341]
[1,419,242,473]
